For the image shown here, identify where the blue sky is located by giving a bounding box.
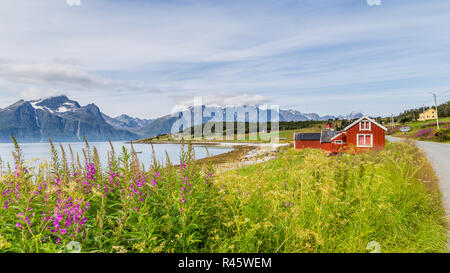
[0,0,450,118]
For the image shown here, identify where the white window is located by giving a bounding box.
[359,120,371,131]
[334,140,343,144]
[357,134,373,147]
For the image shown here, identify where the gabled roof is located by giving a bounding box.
[294,133,321,141]
[343,116,387,131]
[320,130,337,143]
[330,131,346,140]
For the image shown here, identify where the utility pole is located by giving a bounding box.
[428,92,440,130]
[422,104,425,118]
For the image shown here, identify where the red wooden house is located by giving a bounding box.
[294,116,387,154]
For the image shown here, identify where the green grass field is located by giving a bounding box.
[136,125,328,144]
[134,121,333,144]
[212,142,447,252]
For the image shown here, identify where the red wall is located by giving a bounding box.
[321,142,332,152]
[331,133,347,154]
[346,121,385,152]
[294,140,321,149]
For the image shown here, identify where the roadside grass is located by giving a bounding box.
[211,142,447,253]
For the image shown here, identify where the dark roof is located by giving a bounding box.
[320,130,337,143]
[294,133,321,141]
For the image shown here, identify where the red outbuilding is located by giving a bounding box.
[293,133,321,149]
[294,116,387,154]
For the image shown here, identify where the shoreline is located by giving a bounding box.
[132,141,291,169]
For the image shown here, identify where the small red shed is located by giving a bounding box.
[320,130,338,153]
[293,133,321,149]
[330,132,347,153]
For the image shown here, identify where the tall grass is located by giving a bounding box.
[210,142,447,253]
[0,137,446,253]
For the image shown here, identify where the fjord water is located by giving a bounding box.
[0,142,233,168]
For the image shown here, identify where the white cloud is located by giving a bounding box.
[173,93,270,108]
[367,0,381,6]
[0,63,161,98]
[19,87,63,100]
[0,63,112,89]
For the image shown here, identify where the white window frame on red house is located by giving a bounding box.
[359,120,371,131]
[356,134,373,147]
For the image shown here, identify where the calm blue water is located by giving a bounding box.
[0,142,232,169]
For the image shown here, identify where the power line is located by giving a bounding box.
[438,88,450,97]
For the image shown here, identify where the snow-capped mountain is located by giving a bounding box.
[0,96,138,142]
[30,96,82,114]
[337,111,364,120]
[136,105,364,137]
[102,113,153,131]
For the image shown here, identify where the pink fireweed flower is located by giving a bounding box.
[44,198,89,241]
[14,165,20,177]
[181,198,185,203]
[15,222,23,229]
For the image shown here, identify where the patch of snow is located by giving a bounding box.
[57,106,70,113]
[30,100,54,113]
[35,115,40,127]
[63,102,77,108]
[76,121,81,140]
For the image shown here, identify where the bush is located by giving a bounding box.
[416,128,434,138]
[434,128,450,142]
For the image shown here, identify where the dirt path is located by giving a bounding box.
[386,136,450,249]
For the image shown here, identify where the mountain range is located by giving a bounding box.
[0,95,363,142]
[0,96,137,142]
